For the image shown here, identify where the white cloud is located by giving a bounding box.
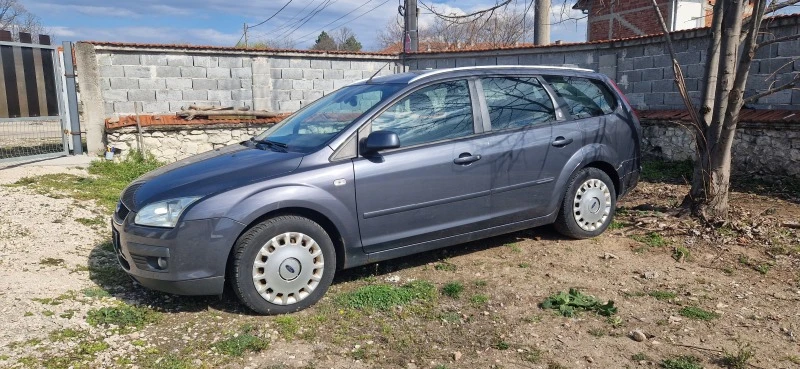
[32,2,139,18]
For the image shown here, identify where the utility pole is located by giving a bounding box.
[404,0,419,52]
[534,0,550,45]
[243,23,248,47]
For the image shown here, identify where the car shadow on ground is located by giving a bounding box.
[86,225,566,316]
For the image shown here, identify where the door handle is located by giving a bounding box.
[552,136,574,147]
[453,153,482,165]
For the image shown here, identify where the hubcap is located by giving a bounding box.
[251,232,324,305]
[572,178,612,232]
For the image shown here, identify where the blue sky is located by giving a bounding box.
[24,0,587,51]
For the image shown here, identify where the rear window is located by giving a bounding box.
[480,77,556,130]
[543,76,617,119]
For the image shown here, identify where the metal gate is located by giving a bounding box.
[0,30,68,165]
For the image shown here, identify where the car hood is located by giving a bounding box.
[121,144,303,211]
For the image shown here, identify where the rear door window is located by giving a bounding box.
[372,80,474,147]
[543,76,617,119]
[480,77,556,130]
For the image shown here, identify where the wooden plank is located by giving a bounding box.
[40,48,58,116]
[0,47,8,118]
[32,46,47,117]
[20,46,39,116]
[12,46,29,117]
[1,45,19,117]
[38,35,51,46]
[18,32,32,44]
[0,30,11,42]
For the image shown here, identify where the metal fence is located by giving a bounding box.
[0,30,68,164]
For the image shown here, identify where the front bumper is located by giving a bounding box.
[111,210,246,296]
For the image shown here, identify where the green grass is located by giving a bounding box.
[274,317,299,340]
[213,327,269,357]
[588,328,606,337]
[470,294,489,306]
[335,280,436,310]
[434,262,457,272]
[39,258,65,266]
[520,348,543,363]
[82,287,111,298]
[648,290,677,301]
[738,255,771,275]
[661,355,702,369]
[679,306,719,321]
[641,160,693,182]
[75,216,107,227]
[10,150,162,212]
[631,352,650,361]
[441,282,464,298]
[631,232,668,248]
[540,288,617,317]
[609,220,625,230]
[722,342,755,369]
[673,246,691,262]
[142,354,191,369]
[492,340,510,350]
[86,304,161,331]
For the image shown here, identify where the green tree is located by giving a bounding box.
[341,35,362,52]
[311,31,337,51]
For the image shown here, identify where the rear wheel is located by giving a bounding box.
[554,168,616,239]
[230,215,336,315]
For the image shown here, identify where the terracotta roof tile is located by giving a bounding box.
[105,114,288,131]
[83,41,397,57]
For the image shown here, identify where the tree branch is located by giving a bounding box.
[765,0,800,14]
[420,0,511,20]
[743,73,800,104]
[755,33,800,50]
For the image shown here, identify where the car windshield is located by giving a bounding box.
[252,83,405,153]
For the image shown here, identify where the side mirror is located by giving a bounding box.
[363,130,400,154]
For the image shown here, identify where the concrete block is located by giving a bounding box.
[310,59,331,69]
[111,54,140,65]
[331,60,350,69]
[242,58,252,67]
[274,79,294,90]
[456,58,476,67]
[241,79,252,89]
[208,90,232,101]
[181,66,206,78]
[169,102,188,111]
[436,58,456,68]
[206,68,231,79]
[139,78,167,90]
[217,79,241,90]
[100,78,111,89]
[323,69,343,79]
[291,90,304,100]
[303,69,324,79]
[293,80,313,90]
[564,52,593,67]
[96,53,112,66]
[279,100,302,112]
[417,58,437,69]
[343,70,362,80]
[101,89,127,101]
[625,70,643,83]
[271,58,291,68]
[760,89,792,105]
[141,101,170,113]
[141,54,168,66]
[193,78,217,89]
[643,92,664,107]
[271,90,291,102]
[540,54,565,65]
[676,52,701,65]
[314,79,334,90]
[104,102,114,116]
[518,54,540,65]
[194,55,218,68]
[253,74,270,86]
[281,68,303,79]
[632,81,652,94]
[663,92,684,107]
[304,90,324,101]
[165,78,192,90]
[270,69,283,79]
[123,66,152,78]
[633,57,654,70]
[290,59,311,69]
[155,66,182,78]
[128,90,156,102]
[109,78,139,89]
[156,90,182,101]
[218,57,243,68]
[640,68,664,81]
[497,56,519,65]
[100,65,124,78]
[232,89,252,101]
[166,55,194,67]
[624,47,645,58]
[651,79,674,93]
[333,79,350,89]
[231,67,250,78]
[653,55,672,68]
[113,102,135,114]
[183,90,208,101]
[685,64,705,79]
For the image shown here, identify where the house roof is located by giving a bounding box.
[572,0,591,11]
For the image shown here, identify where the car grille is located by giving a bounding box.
[121,181,144,210]
[114,201,130,224]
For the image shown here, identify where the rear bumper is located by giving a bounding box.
[110,213,246,296]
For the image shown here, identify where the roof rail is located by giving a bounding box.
[409,65,595,83]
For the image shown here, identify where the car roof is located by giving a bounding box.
[361,65,598,86]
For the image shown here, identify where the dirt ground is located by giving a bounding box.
[0,160,799,369]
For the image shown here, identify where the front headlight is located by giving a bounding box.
[134,197,201,228]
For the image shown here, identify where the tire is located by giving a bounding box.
[553,167,617,239]
[230,215,336,315]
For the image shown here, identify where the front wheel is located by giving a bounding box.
[554,168,617,239]
[230,215,336,315]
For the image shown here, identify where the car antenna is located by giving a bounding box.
[366,62,390,83]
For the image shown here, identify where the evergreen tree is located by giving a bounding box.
[311,31,337,51]
[341,35,363,52]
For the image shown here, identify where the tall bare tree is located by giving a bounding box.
[0,0,44,37]
[651,0,800,222]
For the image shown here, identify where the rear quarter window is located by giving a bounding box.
[543,76,617,119]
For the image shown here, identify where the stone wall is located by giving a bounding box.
[642,120,800,178]
[106,123,274,163]
[404,15,800,112]
[75,42,399,153]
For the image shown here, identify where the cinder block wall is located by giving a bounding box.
[404,15,800,111]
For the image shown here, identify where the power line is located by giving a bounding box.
[248,0,294,29]
[420,0,512,20]
[294,0,376,41]
[275,0,335,41]
[297,0,392,44]
[256,0,318,37]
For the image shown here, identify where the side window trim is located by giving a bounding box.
[471,78,492,133]
[358,78,477,155]
[536,75,571,122]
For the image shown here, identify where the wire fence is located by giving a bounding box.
[0,119,65,162]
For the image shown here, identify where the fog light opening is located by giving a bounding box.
[157,257,168,269]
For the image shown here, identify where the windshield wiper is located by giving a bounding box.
[255,138,288,152]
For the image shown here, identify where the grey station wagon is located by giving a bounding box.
[111,66,641,314]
